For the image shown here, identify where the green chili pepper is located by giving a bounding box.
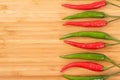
[60,31,120,42]
[60,52,120,68]
[63,71,120,80]
[63,11,120,20]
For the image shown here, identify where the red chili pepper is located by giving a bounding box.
[64,40,120,50]
[62,0,106,10]
[64,40,105,49]
[61,62,103,72]
[62,0,120,10]
[63,18,120,28]
[63,20,106,28]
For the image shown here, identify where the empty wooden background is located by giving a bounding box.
[0,0,119,80]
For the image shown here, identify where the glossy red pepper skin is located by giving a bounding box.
[62,0,106,10]
[64,40,105,50]
[63,20,107,28]
[61,62,103,72]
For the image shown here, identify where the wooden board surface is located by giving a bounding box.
[0,0,119,80]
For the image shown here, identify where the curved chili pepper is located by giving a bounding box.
[64,40,120,50]
[63,11,120,20]
[63,20,106,27]
[60,53,120,68]
[62,0,106,10]
[63,18,120,28]
[63,71,120,80]
[60,31,120,42]
[61,62,118,72]
[62,0,120,10]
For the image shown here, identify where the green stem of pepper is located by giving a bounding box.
[107,17,120,23]
[103,51,120,68]
[103,65,115,71]
[106,1,120,8]
[105,43,120,47]
[106,15,120,18]
[111,38,120,42]
[103,64,120,71]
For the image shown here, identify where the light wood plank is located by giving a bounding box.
[0,0,119,80]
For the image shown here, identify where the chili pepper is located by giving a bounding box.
[62,0,120,10]
[63,20,106,27]
[63,18,120,28]
[64,40,120,50]
[63,71,120,80]
[63,11,120,20]
[60,31,120,42]
[62,0,106,10]
[61,62,118,72]
[60,53,120,68]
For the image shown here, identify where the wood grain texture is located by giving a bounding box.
[0,0,119,80]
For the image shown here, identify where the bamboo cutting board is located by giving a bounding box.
[0,0,119,80]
